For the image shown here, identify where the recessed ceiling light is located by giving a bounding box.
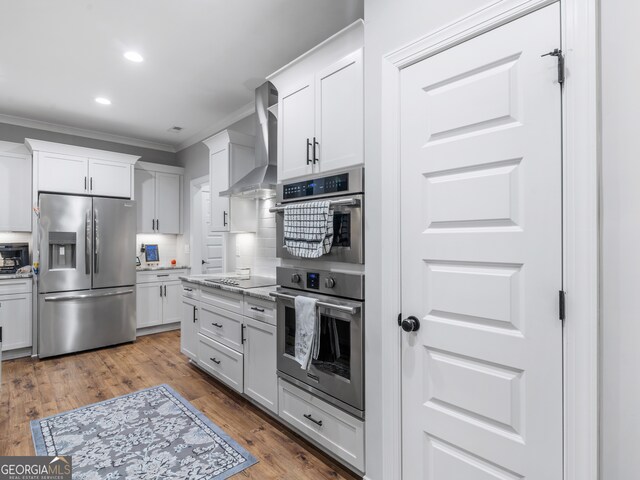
[95,97,111,105]
[124,51,144,63]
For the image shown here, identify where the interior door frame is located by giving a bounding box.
[189,174,210,275]
[374,1,599,479]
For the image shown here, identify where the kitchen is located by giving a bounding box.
[0,1,631,480]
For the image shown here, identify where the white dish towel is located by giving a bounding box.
[283,200,334,258]
[294,295,319,370]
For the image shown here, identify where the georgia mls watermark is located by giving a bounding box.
[0,456,72,480]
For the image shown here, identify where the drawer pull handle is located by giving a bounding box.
[250,307,265,313]
[210,357,221,365]
[212,323,223,328]
[303,414,323,427]
[157,274,170,277]
[184,287,193,292]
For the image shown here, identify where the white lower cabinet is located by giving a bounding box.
[244,317,278,414]
[278,378,365,472]
[198,333,244,393]
[0,278,33,353]
[136,282,163,328]
[136,270,189,331]
[181,297,199,361]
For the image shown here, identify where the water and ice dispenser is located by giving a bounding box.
[48,232,77,270]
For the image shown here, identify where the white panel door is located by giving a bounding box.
[38,152,88,194]
[134,169,156,233]
[202,192,225,274]
[155,172,181,234]
[400,5,562,480]
[244,317,278,413]
[88,159,131,198]
[0,152,31,231]
[209,148,230,232]
[0,293,32,351]
[279,79,315,181]
[315,49,363,174]
[162,282,182,324]
[136,282,163,328]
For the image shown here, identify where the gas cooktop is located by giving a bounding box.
[204,275,277,289]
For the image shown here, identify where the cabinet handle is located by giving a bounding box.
[313,137,319,164]
[84,176,87,190]
[250,306,265,313]
[160,286,163,297]
[152,219,155,231]
[241,324,246,344]
[157,274,170,278]
[90,177,93,191]
[184,287,193,292]
[210,357,221,365]
[306,138,312,165]
[303,414,323,427]
[223,211,228,227]
[193,305,197,323]
[211,322,223,328]
[156,219,160,231]
[164,285,167,296]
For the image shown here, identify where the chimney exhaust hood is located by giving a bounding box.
[220,82,278,199]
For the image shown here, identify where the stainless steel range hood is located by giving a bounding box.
[220,82,278,198]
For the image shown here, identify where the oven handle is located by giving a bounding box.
[269,197,361,213]
[269,292,360,315]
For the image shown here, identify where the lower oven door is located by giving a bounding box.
[275,194,364,264]
[276,290,364,414]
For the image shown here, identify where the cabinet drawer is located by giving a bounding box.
[181,282,199,300]
[197,333,243,394]
[0,278,32,295]
[199,303,244,353]
[200,287,243,315]
[278,379,364,472]
[243,296,276,325]
[136,269,188,284]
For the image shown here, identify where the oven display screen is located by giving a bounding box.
[307,272,320,289]
[283,173,349,200]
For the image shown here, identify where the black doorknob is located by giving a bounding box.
[401,316,420,332]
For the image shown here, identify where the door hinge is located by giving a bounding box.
[542,48,565,85]
[559,290,566,321]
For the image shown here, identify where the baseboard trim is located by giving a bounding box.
[2,347,32,360]
[136,323,180,337]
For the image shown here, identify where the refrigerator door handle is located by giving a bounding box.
[44,289,134,302]
[94,208,99,274]
[85,209,92,275]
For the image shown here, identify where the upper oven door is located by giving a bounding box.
[275,289,364,412]
[275,194,364,264]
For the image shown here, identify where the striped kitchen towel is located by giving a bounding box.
[283,200,334,258]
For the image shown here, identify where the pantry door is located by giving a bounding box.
[400,4,563,480]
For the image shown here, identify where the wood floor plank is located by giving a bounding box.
[0,331,361,479]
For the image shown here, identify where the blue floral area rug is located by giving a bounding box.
[31,384,257,479]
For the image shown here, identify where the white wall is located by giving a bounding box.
[600,1,640,478]
[363,1,511,478]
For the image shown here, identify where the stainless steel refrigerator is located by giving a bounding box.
[38,193,136,358]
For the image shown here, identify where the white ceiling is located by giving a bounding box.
[0,1,363,152]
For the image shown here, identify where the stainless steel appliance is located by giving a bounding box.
[38,193,137,358]
[271,167,364,264]
[0,243,29,274]
[271,266,364,418]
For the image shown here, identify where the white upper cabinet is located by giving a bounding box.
[279,79,315,180]
[0,142,32,232]
[26,139,139,198]
[203,130,257,233]
[134,162,183,234]
[269,20,364,182]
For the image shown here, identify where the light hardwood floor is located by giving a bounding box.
[0,331,360,479]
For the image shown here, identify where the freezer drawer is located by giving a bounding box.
[38,287,136,358]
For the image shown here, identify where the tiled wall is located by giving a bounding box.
[136,234,181,268]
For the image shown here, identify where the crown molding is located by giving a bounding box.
[177,101,255,152]
[0,113,177,153]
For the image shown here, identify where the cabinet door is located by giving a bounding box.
[0,293,32,351]
[0,152,31,232]
[162,282,182,324]
[88,159,132,198]
[38,152,88,194]
[136,282,163,328]
[209,148,230,232]
[181,298,198,360]
[279,79,315,181]
[155,172,181,234]
[134,169,156,233]
[244,317,278,413]
[315,49,364,173]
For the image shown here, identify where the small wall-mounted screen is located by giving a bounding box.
[145,244,159,263]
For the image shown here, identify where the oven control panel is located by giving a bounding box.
[282,173,349,200]
[277,267,364,301]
